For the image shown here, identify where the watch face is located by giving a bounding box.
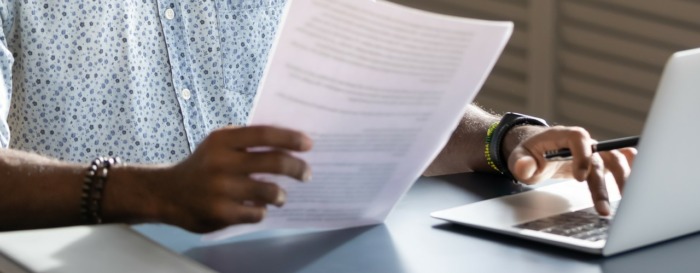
[502,113,548,127]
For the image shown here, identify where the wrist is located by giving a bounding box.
[502,125,548,163]
[102,164,171,224]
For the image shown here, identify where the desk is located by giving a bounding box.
[135,173,700,273]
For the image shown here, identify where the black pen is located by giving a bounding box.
[544,136,640,159]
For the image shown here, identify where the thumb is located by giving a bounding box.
[509,149,539,184]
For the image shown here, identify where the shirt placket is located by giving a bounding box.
[156,0,205,153]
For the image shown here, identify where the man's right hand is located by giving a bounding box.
[149,126,312,233]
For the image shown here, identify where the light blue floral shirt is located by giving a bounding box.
[0,0,285,163]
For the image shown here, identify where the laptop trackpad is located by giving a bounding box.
[431,179,621,227]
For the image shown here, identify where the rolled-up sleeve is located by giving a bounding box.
[0,2,14,148]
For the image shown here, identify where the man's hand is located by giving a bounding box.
[507,126,636,216]
[421,106,636,216]
[150,126,312,233]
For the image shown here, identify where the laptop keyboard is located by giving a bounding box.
[515,201,620,242]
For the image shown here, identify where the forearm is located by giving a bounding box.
[0,149,163,231]
[0,126,316,234]
[423,104,547,176]
[423,104,497,176]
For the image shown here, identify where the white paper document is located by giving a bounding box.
[206,0,513,240]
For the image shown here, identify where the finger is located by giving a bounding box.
[562,128,595,181]
[510,146,559,184]
[229,178,287,207]
[599,150,631,194]
[510,149,538,184]
[509,126,593,183]
[226,204,267,224]
[211,125,313,151]
[239,151,311,182]
[586,154,610,216]
[618,147,637,167]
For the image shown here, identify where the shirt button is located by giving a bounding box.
[181,89,192,100]
[164,9,175,20]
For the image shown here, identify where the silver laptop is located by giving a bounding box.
[431,47,700,256]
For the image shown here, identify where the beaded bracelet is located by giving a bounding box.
[81,157,121,224]
[484,122,501,173]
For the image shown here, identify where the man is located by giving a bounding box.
[0,1,634,233]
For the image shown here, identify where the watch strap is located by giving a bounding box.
[488,112,548,180]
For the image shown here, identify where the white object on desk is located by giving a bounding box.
[433,47,700,256]
[209,0,513,240]
[0,224,214,273]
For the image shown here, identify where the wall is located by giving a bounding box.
[389,0,700,139]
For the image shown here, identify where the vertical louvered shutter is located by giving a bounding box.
[390,0,700,139]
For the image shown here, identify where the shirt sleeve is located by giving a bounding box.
[0,2,14,148]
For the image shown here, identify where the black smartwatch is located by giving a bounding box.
[489,112,548,180]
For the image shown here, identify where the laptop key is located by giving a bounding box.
[515,201,619,242]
